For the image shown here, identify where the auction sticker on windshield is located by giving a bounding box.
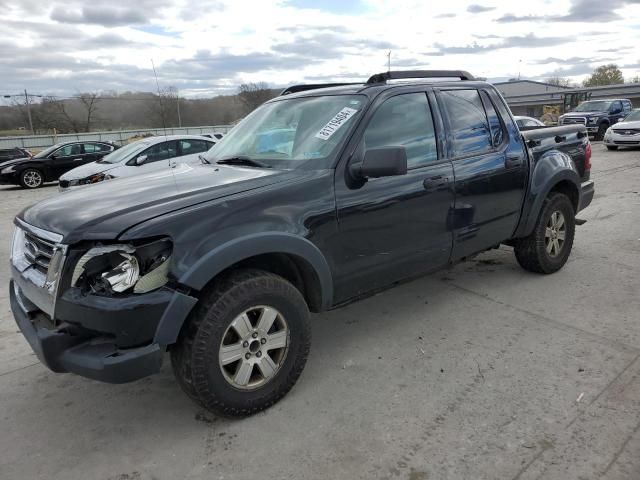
[315,107,358,140]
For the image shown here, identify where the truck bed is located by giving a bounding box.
[521,124,590,181]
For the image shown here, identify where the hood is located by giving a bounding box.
[563,111,607,118]
[59,161,119,181]
[19,163,288,244]
[0,156,32,169]
[611,119,640,129]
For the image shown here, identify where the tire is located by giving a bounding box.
[171,269,311,417]
[19,168,44,189]
[595,123,608,141]
[606,145,618,151]
[513,193,575,274]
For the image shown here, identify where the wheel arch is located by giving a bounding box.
[154,233,333,346]
[514,154,581,239]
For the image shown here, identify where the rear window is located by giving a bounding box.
[440,89,493,157]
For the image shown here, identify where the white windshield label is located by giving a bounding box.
[314,107,358,140]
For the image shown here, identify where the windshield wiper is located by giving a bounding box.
[216,156,270,168]
[199,154,211,165]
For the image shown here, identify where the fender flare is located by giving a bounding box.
[516,156,581,238]
[154,233,334,345]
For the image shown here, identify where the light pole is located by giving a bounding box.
[176,88,182,128]
[24,89,34,134]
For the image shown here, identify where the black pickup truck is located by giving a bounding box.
[10,70,594,416]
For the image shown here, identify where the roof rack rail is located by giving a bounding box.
[279,83,361,96]
[365,70,475,84]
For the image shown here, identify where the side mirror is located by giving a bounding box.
[350,146,408,179]
[49,154,57,160]
[136,155,148,165]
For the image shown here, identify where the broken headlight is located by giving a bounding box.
[71,238,172,295]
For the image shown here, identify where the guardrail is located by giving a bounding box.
[0,125,234,151]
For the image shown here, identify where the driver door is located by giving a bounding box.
[333,91,454,302]
[50,143,84,178]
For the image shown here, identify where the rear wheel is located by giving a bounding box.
[513,193,575,274]
[171,269,311,417]
[606,145,618,151]
[19,168,44,189]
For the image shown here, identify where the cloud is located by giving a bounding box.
[467,4,496,13]
[51,6,150,26]
[434,13,456,18]
[533,56,601,65]
[498,0,640,23]
[539,64,597,77]
[424,33,574,56]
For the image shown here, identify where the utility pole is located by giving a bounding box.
[387,50,391,73]
[24,89,34,134]
[176,88,182,128]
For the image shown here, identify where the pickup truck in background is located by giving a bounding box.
[559,98,633,140]
[9,70,594,417]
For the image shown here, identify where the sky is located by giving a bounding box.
[1,0,640,100]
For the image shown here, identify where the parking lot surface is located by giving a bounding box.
[1,144,639,480]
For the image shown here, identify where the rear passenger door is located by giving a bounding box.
[334,91,455,301]
[438,88,527,260]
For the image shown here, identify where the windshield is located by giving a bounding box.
[34,143,62,159]
[573,101,612,112]
[99,140,151,164]
[204,95,365,168]
[623,110,640,122]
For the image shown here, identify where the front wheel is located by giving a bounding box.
[595,123,608,141]
[606,145,618,151]
[19,168,44,189]
[513,193,575,274]
[171,269,311,417]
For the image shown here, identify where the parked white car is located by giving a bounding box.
[58,135,217,190]
[514,116,546,129]
[603,109,640,150]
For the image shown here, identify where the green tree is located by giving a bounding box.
[583,64,624,87]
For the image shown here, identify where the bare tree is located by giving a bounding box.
[545,77,572,87]
[237,82,275,114]
[147,86,179,128]
[76,92,101,132]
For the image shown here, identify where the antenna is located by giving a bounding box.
[151,59,167,133]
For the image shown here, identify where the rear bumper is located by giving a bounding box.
[10,280,164,383]
[579,180,594,212]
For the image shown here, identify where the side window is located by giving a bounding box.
[363,93,438,169]
[140,141,177,163]
[480,91,507,146]
[179,139,211,156]
[440,89,493,157]
[82,143,107,153]
[612,101,623,113]
[624,101,632,113]
[55,144,82,157]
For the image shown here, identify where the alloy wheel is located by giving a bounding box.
[219,306,289,390]
[23,170,42,188]
[545,210,566,258]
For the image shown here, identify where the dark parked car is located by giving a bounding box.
[0,147,32,163]
[10,70,594,416]
[0,141,117,189]
[559,98,633,140]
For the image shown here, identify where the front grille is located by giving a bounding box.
[23,231,56,275]
[561,117,587,125]
[614,141,640,145]
[612,128,640,135]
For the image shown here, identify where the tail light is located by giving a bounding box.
[584,142,592,172]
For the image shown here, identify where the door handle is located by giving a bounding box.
[505,156,523,168]
[73,157,83,161]
[423,175,450,191]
